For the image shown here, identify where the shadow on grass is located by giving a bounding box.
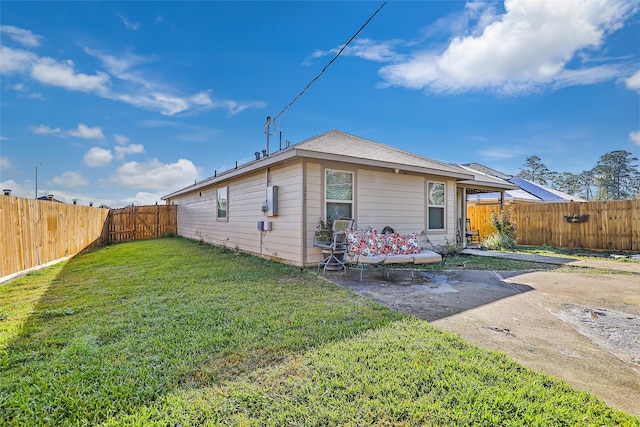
[0,238,404,426]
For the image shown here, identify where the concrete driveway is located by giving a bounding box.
[328,265,640,417]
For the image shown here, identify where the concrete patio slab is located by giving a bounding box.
[327,266,640,417]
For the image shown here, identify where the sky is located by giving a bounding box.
[1,0,639,208]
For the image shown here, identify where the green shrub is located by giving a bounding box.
[483,206,517,250]
[482,233,516,250]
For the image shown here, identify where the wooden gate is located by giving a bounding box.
[108,204,177,243]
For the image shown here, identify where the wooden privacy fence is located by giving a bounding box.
[108,204,177,243]
[1,196,109,279]
[1,197,178,280]
[467,200,640,251]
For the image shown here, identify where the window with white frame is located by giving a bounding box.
[325,169,353,223]
[217,186,228,220]
[427,181,445,230]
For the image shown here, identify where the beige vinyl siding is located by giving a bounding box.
[304,162,324,265]
[174,189,217,241]
[356,169,424,233]
[172,163,306,266]
[222,171,266,254]
[259,163,304,264]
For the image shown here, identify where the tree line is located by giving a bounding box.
[518,150,640,200]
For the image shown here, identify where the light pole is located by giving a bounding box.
[35,163,42,199]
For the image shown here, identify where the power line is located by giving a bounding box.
[273,1,387,122]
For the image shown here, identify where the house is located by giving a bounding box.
[460,163,585,205]
[163,130,516,267]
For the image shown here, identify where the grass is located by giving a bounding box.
[439,255,557,272]
[1,238,638,426]
[511,245,640,263]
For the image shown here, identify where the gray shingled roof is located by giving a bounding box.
[163,129,489,199]
[294,130,472,179]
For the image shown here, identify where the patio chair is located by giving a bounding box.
[316,231,348,275]
[313,218,353,275]
[465,218,480,244]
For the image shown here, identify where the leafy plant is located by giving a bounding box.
[315,218,333,242]
[483,206,517,250]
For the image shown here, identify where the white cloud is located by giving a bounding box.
[118,14,140,31]
[110,158,200,190]
[2,26,263,117]
[114,143,145,160]
[32,124,61,135]
[0,180,28,197]
[114,134,130,145]
[1,156,15,171]
[191,91,213,106]
[1,45,111,94]
[0,45,37,74]
[307,38,404,64]
[49,171,89,187]
[379,0,639,95]
[630,131,640,147]
[0,25,42,47]
[625,70,640,92]
[31,57,110,94]
[67,123,105,140]
[120,191,167,206]
[83,147,113,167]
[115,93,189,116]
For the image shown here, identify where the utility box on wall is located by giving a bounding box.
[266,186,278,217]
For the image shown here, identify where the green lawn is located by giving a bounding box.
[1,238,637,426]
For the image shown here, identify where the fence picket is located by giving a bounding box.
[1,197,177,279]
[468,199,639,251]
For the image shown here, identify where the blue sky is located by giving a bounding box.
[1,0,639,207]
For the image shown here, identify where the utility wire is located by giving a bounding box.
[273,1,387,122]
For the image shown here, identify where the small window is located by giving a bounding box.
[427,182,445,230]
[217,186,228,220]
[325,169,353,223]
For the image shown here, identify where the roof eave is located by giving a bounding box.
[162,149,298,199]
[294,148,474,180]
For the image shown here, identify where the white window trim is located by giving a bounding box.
[325,169,354,222]
[216,186,228,221]
[427,181,446,231]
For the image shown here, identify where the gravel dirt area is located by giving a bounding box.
[329,267,640,417]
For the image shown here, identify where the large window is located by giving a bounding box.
[217,186,228,220]
[325,169,353,223]
[427,181,445,230]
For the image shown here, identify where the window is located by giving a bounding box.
[427,182,445,230]
[325,169,353,223]
[217,186,228,220]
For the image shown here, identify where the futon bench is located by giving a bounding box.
[344,229,442,280]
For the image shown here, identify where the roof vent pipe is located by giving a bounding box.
[264,116,272,156]
[286,140,290,148]
[262,149,267,158]
[255,151,261,161]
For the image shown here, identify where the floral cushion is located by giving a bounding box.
[345,229,422,257]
